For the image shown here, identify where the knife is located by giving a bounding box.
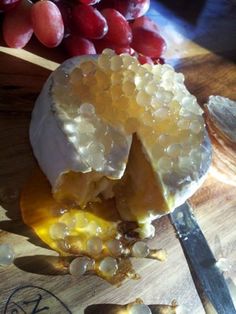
[170,202,236,314]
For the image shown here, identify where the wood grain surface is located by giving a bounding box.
[0,1,236,313]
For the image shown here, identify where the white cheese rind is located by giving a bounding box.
[30,69,88,187]
[30,56,132,189]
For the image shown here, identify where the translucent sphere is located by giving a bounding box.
[111,55,123,71]
[129,303,152,314]
[0,244,15,266]
[136,90,151,107]
[157,156,173,172]
[75,212,89,229]
[69,257,91,277]
[190,120,202,134]
[87,221,102,236]
[166,143,182,158]
[60,213,77,230]
[99,256,118,277]
[57,239,71,252]
[79,103,95,115]
[54,68,69,86]
[49,223,69,240]
[122,54,137,68]
[177,118,190,130]
[80,61,96,76]
[87,236,103,256]
[154,107,169,119]
[98,53,111,71]
[106,239,123,256]
[138,223,155,239]
[132,241,150,258]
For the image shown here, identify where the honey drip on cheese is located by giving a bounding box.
[21,168,165,283]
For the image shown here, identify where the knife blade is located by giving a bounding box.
[170,202,236,314]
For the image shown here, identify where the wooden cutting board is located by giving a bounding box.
[0,1,236,313]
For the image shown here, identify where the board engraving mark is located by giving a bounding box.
[3,285,72,314]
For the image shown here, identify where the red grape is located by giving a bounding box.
[0,0,20,12]
[112,0,150,20]
[131,16,159,33]
[3,0,33,48]
[55,1,72,37]
[79,0,101,4]
[72,4,108,39]
[131,27,166,58]
[31,1,64,48]
[101,8,132,46]
[93,0,110,10]
[93,39,132,55]
[64,35,96,57]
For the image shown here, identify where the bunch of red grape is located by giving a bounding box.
[0,0,166,64]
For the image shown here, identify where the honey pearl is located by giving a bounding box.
[138,223,155,239]
[99,256,118,277]
[122,81,136,96]
[122,54,137,68]
[57,239,71,252]
[106,239,123,256]
[145,81,157,95]
[87,221,102,236]
[70,68,83,85]
[129,304,152,314]
[136,90,151,107]
[154,107,169,119]
[69,257,90,276]
[49,223,69,240]
[0,244,15,266]
[59,213,77,230]
[190,149,202,163]
[157,156,173,172]
[132,241,150,258]
[80,61,96,76]
[178,156,193,171]
[177,118,190,130]
[110,55,123,71]
[75,212,88,229]
[79,103,95,115]
[103,48,115,56]
[54,68,69,86]
[166,143,182,158]
[123,69,135,82]
[86,236,103,256]
[190,120,202,134]
[158,134,171,147]
[98,54,111,71]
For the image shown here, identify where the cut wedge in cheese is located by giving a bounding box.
[22,49,211,282]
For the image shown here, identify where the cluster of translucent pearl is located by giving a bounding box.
[63,102,130,175]
[49,210,118,251]
[68,240,152,278]
[69,255,119,278]
[53,49,207,196]
[48,208,155,278]
[0,243,15,266]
